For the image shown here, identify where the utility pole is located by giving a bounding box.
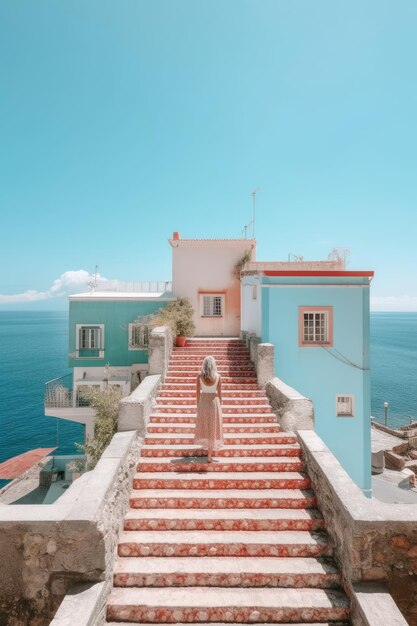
[384,401,389,426]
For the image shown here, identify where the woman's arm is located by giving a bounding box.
[217,375,222,404]
[196,375,201,405]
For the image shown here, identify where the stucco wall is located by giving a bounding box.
[261,277,371,491]
[68,299,170,368]
[171,241,255,337]
[241,277,262,336]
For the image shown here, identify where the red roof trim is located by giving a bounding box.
[263,270,374,278]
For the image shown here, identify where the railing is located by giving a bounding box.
[244,260,345,272]
[93,280,172,293]
[45,374,74,408]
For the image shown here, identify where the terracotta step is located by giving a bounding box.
[158,390,266,397]
[149,416,277,424]
[106,586,349,623]
[133,471,310,491]
[167,367,256,373]
[147,424,281,434]
[150,412,278,421]
[107,622,350,626]
[123,507,325,531]
[154,406,274,415]
[113,556,341,588]
[118,529,332,558]
[129,488,316,509]
[136,456,304,473]
[144,434,296,446]
[140,444,301,457]
[164,377,258,384]
[156,397,268,405]
[169,356,252,362]
[162,383,262,391]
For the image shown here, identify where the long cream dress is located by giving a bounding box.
[193,374,223,450]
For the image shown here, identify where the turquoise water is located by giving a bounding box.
[371,312,417,428]
[0,311,83,488]
[0,311,416,487]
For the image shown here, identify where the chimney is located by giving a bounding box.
[173,231,180,241]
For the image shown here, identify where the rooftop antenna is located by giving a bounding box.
[88,265,99,292]
[250,188,260,239]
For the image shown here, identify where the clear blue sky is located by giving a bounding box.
[0,1,416,310]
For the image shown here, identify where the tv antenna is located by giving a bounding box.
[88,265,99,292]
[242,188,260,239]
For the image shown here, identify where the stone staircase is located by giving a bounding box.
[106,338,350,625]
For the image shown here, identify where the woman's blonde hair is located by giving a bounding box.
[201,355,218,382]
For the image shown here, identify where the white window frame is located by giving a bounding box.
[128,323,150,350]
[75,324,105,359]
[299,306,333,347]
[200,294,224,318]
[336,394,355,417]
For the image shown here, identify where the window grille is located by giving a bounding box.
[79,327,102,350]
[129,324,150,349]
[201,295,223,317]
[303,312,328,344]
[75,324,104,358]
[336,395,354,417]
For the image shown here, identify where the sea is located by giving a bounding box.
[0,311,416,488]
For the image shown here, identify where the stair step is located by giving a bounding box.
[150,416,277,424]
[147,424,281,434]
[123,508,325,531]
[129,488,316,509]
[162,383,261,389]
[165,377,258,383]
[133,472,311,490]
[137,456,304,473]
[154,405,273,414]
[118,530,332,558]
[140,444,301,457]
[144,434,295,445]
[150,412,278,421]
[107,622,350,626]
[156,398,268,405]
[106,587,349,623]
[113,556,341,588]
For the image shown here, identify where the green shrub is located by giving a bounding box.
[76,386,121,470]
[155,297,195,338]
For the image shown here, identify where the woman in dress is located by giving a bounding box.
[194,355,223,462]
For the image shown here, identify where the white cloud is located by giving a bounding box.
[371,295,417,312]
[0,270,108,304]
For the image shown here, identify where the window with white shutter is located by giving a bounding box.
[298,306,333,347]
[75,324,104,358]
[129,324,150,350]
[336,395,354,417]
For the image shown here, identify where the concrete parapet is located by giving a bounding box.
[249,335,260,367]
[148,326,173,377]
[50,581,110,626]
[298,429,417,626]
[0,430,140,625]
[118,374,161,434]
[266,377,314,431]
[256,342,275,387]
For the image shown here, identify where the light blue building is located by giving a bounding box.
[241,262,374,492]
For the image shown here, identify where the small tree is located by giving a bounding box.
[155,297,195,338]
[234,249,253,279]
[76,386,121,470]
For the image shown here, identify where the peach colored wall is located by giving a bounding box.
[171,241,256,337]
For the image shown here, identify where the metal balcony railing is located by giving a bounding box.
[45,374,74,408]
[94,280,172,293]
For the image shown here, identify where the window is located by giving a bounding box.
[75,325,104,358]
[129,324,150,350]
[298,306,333,347]
[336,394,354,417]
[201,294,224,317]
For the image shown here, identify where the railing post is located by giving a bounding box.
[148,326,173,378]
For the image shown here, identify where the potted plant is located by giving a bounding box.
[156,298,195,347]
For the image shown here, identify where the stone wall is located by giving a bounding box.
[298,430,417,626]
[265,377,314,431]
[118,374,161,433]
[148,325,173,377]
[0,429,139,625]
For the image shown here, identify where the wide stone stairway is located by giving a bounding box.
[106,338,350,625]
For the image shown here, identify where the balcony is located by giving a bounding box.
[45,374,131,410]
